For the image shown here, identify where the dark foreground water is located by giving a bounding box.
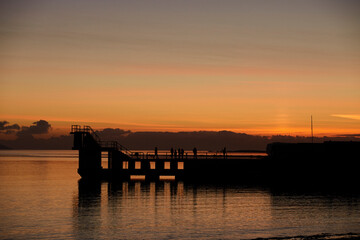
[0,150,359,240]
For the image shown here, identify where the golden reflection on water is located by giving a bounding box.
[73,179,360,239]
[74,180,273,239]
[2,151,360,240]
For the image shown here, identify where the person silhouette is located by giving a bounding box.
[155,147,158,159]
[170,148,174,159]
[193,147,197,159]
[223,147,226,159]
[174,149,177,159]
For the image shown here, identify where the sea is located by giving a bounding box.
[0,150,359,240]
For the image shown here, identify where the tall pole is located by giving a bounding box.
[311,115,314,144]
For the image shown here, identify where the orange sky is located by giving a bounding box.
[0,0,359,137]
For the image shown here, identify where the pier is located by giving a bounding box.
[70,125,267,182]
[71,125,359,186]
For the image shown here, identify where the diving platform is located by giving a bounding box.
[71,125,360,186]
[70,125,266,182]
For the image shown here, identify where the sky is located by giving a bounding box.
[0,0,359,137]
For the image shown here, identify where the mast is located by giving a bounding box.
[311,115,314,144]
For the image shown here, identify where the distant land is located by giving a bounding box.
[1,120,359,150]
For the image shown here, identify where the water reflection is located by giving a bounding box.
[73,180,102,240]
[74,181,270,239]
[74,181,360,239]
[269,188,360,237]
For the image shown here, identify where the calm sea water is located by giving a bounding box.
[0,150,359,240]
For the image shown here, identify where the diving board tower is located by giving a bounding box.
[71,125,102,178]
[70,125,131,179]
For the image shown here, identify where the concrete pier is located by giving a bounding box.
[70,125,266,182]
[71,125,359,186]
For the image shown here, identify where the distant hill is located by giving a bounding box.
[0,128,359,150]
[0,143,11,149]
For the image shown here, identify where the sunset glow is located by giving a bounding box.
[1,0,359,137]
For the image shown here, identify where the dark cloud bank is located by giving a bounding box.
[0,120,71,149]
[0,121,20,134]
[1,120,359,150]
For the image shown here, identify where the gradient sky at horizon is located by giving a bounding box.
[0,0,359,137]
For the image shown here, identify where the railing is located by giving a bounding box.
[71,125,101,143]
[71,125,131,156]
[127,152,265,161]
[100,141,132,156]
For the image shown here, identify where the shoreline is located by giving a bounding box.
[253,233,360,240]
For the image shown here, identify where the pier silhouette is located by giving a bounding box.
[71,125,360,186]
[71,125,265,182]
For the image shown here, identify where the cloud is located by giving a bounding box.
[331,114,360,120]
[0,121,20,131]
[16,120,52,137]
